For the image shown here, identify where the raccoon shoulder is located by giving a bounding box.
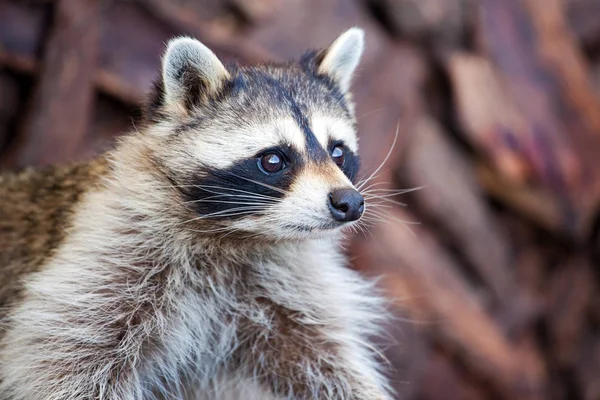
[0,158,110,314]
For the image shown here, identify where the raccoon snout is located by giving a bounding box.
[328,189,364,222]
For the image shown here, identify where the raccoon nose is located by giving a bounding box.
[328,188,364,222]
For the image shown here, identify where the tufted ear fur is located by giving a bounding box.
[317,28,364,94]
[159,36,230,116]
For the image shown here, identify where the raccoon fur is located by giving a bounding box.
[0,28,391,400]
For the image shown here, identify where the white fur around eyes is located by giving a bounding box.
[311,115,359,153]
[184,118,306,169]
[176,115,358,172]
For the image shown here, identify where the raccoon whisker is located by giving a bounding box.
[359,215,416,237]
[356,173,385,192]
[361,186,423,195]
[357,224,372,238]
[354,165,391,191]
[198,208,270,219]
[341,225,364,241]
[363,196,406,208]
[131,183,206,190]
[198,196,277,205]
[186,226,245,235]
[361,210,395,222]
[365,197,396,208]
[186,225,239,234]
[362,187,424,209]
[362,209,420,237]
[181,195,278,206]
[182,199,277,207]
[364,198,396,207]
[218,227,259,240]
[221,172,290,195]
[366,205,395,214]
[361,187,422,199]
[366,209,420,225]
[356,221,379,235]
[190,192,279,202]
[187,211,260,233]
[356,123,400,191]
[171,188,279,210]
[361,220,378,233]
[356,214,379,225]
[363,195,398,206]
[354,170,376,190]
[356,107,387,120]
[179,206,270,224]
[349,221,368,238]
[355,180,388,193]
[363,196,399,204]
[360,187,423,210]
[364,202,394,211]
[137,183,282,202]
[190,184,282,201]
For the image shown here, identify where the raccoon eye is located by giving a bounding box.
[259,153,285,173]
[331,145,345,167]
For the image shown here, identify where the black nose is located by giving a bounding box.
[328,188,364,222]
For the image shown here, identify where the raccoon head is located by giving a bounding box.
[145,28,366,241]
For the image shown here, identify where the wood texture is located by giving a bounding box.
[3,0,100,168]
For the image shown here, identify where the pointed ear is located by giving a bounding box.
[160,37,230,115]
[317,28,364,93]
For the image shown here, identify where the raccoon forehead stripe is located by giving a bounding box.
[258,73,329,163]
[287,100,328,163]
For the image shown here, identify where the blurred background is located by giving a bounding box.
[1,0,600,399]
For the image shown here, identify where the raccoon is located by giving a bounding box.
[0,28,391,399]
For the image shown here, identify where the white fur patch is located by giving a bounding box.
[311,114,359,153]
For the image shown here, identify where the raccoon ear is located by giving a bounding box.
[161,37,230,114]
[317,28,364,93]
